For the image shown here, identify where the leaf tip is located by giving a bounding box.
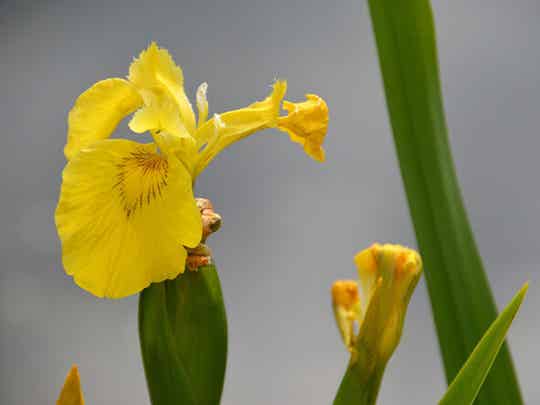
[517,282,529,301]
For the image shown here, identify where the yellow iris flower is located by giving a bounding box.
[56,42,329,298]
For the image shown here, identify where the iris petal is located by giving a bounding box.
[65,78,142,160]
[55,139,201,298]
[128,42,197,134]
[277,94,328,162]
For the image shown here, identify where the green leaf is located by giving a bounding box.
[138,264,227,405]
[366,0,524,403]
[439,283,528,405]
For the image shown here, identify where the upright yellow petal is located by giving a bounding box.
[277,94,328,162]
[55,139,202,298]
[354,246,379,316]
[193,80,287,177]
[128,42,197,134]
[56,365,84,405]
[65,78,142,160]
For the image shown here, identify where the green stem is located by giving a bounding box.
[334,359,385,405]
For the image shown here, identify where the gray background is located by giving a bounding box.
[1,0,539,403]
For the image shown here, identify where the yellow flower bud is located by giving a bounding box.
[332,244,422,366]
[56,365,85,405]
[277,94,328,162]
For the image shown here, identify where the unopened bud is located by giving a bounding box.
[196,198,223,242]
[332,244,422,366]
[187,198,222,271]
[56,365,84,405]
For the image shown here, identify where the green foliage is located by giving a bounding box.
[366,0,523,403]
[138,265,227,405]
[440,284,528,405]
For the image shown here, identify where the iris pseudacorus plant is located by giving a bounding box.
[55,42,329,299]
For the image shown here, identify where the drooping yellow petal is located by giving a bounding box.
[277,94,328,162]
[128,42,197,134]
[65,78,142,160]
[55,139,202,298]
[56,365,84,405]
[193,80,287,177]
[196,82,209,128]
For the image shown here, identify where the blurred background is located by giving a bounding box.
[1,0,539,403]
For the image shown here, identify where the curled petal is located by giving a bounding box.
[128,102,188,139]
[65,78,142,160]
[55,139,202,298]
[128,42,197,134]
[277,94,328,162]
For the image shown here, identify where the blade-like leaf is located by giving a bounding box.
[139,264,227,405]
[366,0,523,403]
[440,283,528,405]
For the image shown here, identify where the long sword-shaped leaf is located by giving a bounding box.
[366,0,523,403]
[139,264,227,405]
[440,283,528,405]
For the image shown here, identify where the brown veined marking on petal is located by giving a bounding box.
[113,147,169,219]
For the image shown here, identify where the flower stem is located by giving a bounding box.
[334,359,385,405]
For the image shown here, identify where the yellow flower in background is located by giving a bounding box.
[332,244,422,365]
[56,365,84,405]
[56,42,329,298]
